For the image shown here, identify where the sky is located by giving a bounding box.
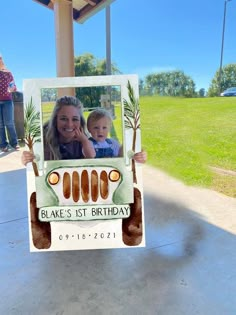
[1,0,236,92]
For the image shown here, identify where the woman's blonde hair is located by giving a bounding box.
[44,96,87,160]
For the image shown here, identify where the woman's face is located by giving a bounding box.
[56,105,81,143]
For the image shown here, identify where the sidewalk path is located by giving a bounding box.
[0,148,24,172]
[0,151,236,315]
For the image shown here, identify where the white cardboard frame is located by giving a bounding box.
[23,74,145,252]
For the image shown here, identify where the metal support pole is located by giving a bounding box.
[218,0,232,95]
[105,5,112,113]
[106,5,111,76]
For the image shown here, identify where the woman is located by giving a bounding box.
[0,53,19,152]
[22,96,95,164]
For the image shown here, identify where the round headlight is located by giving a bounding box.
[109,170,120,182]
[48,172,60,185]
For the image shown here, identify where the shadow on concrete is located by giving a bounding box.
[0,150,17,159]
[0,169,236,315]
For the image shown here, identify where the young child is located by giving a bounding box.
[87,108,146,163]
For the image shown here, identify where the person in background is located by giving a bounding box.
[21,96,95,164]
[0,53,19,152]
[87,107,147,163]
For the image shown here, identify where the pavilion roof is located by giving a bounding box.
[33,0,115,23]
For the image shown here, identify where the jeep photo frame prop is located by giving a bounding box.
[23,74,145,252]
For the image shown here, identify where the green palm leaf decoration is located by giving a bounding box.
[24,97,41,176]
[123,80,141,184]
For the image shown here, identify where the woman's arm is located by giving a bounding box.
[118,144,147,163]
[21,151,34,166]
[74,127,96,158]
[133,150,147,163]
[81,137,96,158]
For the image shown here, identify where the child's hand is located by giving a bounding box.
[21,151,34,166]
[133,150,147,164]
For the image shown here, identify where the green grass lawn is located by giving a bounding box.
[140,96,236,197]
[41,96,236,197]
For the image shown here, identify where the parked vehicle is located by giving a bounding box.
[220,87,236,96]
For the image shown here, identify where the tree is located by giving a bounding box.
[24,98,41,176]
[145,70,196,97]
[139,78,146,95]
[123,81,140,184]
[122,81,143,246]
[198,88,205,97]
[41,88,57,102]
[208,63,236,97]
[74,53,121,107]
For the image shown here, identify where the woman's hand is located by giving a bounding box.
[73,127,88,143]
[73,128,96,158]
[133,150,147,164]
[21,151,34,166]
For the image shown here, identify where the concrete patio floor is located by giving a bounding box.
[0,149,236,315]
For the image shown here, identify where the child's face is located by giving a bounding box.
[88,116,111,142]
[56,105,81,142]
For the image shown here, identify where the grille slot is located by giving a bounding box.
[91,170,99,202]
[63,172,71,199]
[81,170,89,202]
[100,171,109,199]
[62,170,110,203]
[48,167,120,205]
[72,171,79,202]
